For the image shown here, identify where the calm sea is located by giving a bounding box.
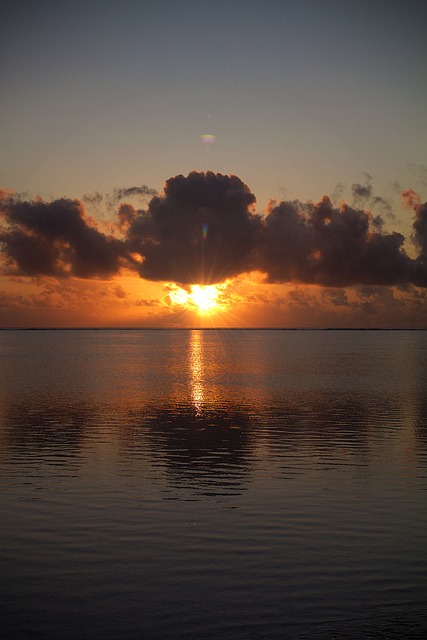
[1,329,426,639]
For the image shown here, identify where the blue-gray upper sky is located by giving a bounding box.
[1,0,426,210]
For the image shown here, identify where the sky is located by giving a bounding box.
[1,0,427,328]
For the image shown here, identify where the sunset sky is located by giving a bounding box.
[1,0,427,327]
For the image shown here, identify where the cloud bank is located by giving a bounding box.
[1,171,427,287]
[0,195,126,278]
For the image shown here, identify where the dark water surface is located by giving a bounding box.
[1,329,427,639]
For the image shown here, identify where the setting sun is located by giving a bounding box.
[190,285,219,314]
[169,284,222,315]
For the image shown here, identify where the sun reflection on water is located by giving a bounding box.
[189,330,204,414]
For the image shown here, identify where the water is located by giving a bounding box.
[1,329,426,639]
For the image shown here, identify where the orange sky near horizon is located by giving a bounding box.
[1,270,427,329]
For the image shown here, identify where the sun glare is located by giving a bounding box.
[190,285,219,314]
[169,284,221,315]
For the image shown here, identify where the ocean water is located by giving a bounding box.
[0,329,426,639]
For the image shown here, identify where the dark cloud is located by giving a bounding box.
[112,185,158,201]
[82,186,157,206]
[411,201,427,286]
[82,191,103,206]
[81,187,158,222]
[0,196,125,278]
[352,184,373,201]
[1,173,427,289]
[413,202,427,254]
[351,174,394,220]
[351,174,373,204]
[259,196,414,287]
[117,203,138,231]
[124,171,262,284]
[371,196,394,220]
[399,189,427,287]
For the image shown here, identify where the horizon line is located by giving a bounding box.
[1,327,426,331]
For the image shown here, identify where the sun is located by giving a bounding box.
[168,283,222,315]
[190,284,219,314]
